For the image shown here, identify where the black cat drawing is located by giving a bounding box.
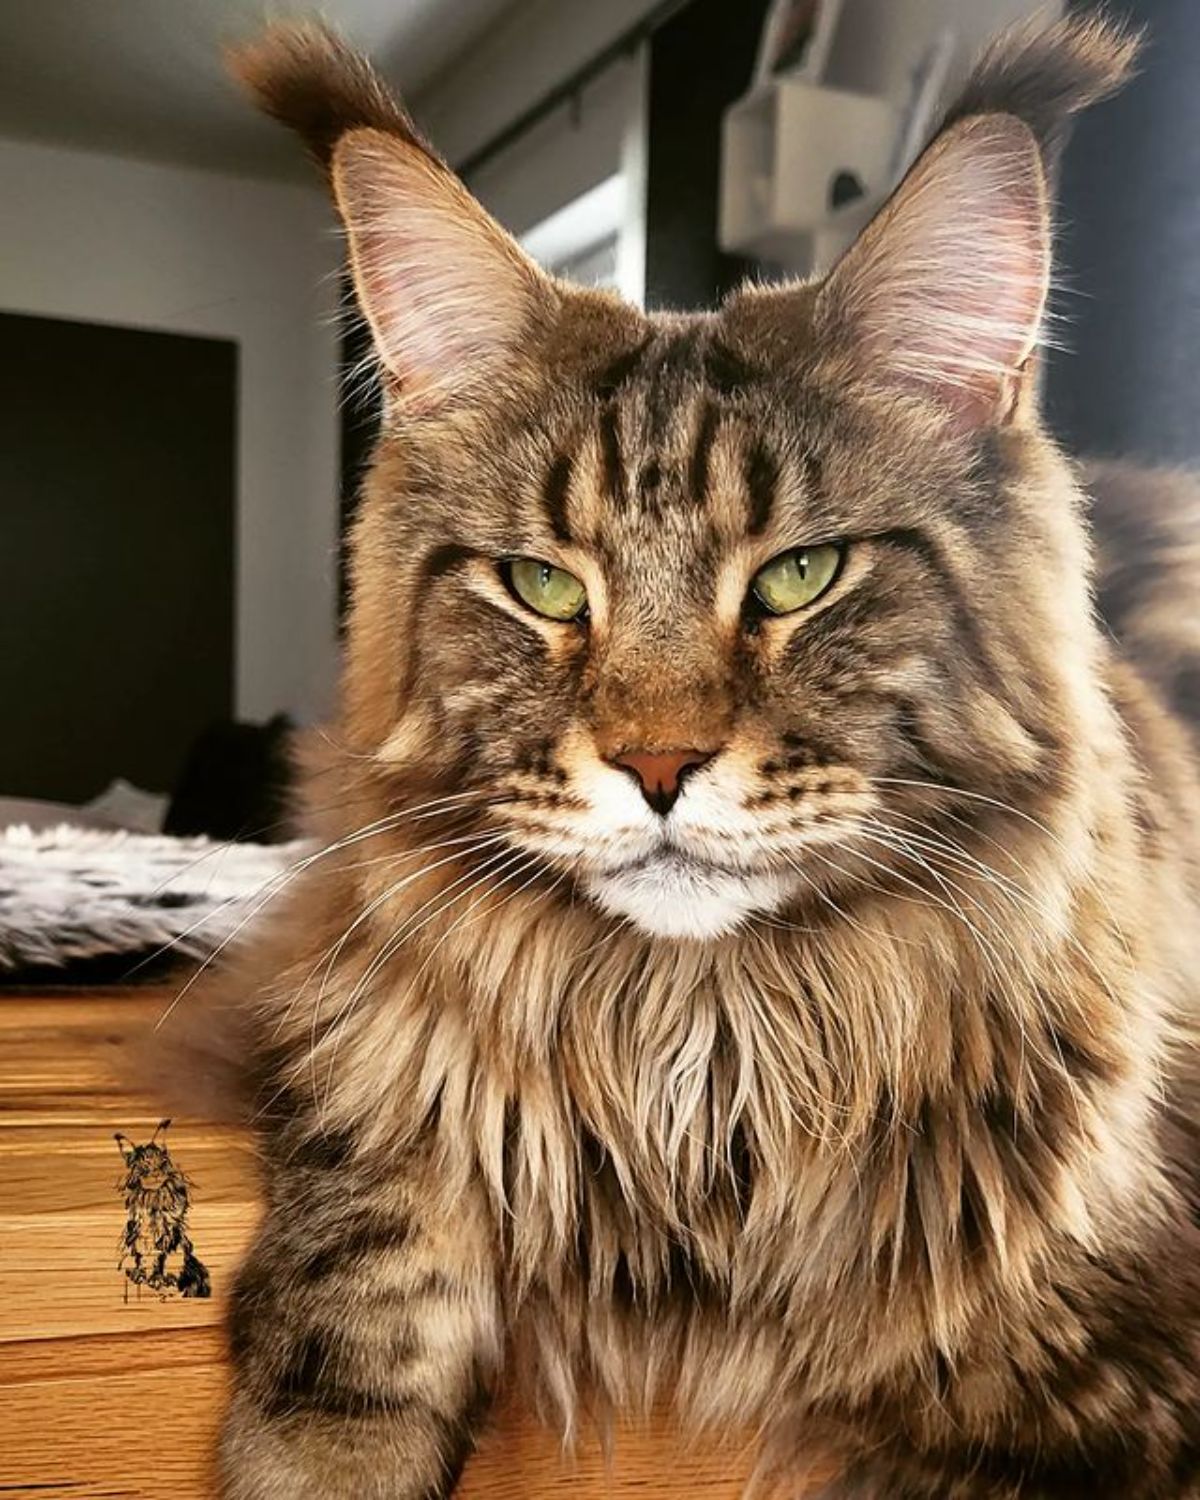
[115,1119,211,1298]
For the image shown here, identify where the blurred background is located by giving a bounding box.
[0,0,1196,841]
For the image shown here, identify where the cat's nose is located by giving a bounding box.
[609,747,715,815]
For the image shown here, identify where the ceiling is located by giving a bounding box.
[0,0,522,181]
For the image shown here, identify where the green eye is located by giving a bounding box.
[751,543,844,615]
[505,558,588,621]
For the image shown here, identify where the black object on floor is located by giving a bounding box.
[165,714,295,844]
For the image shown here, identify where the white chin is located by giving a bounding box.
[583,854,795,940]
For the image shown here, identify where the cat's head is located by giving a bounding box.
[115,1121,187,1200]
[236,16,1135,942]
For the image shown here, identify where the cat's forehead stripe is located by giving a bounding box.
[593,335,654,400]
[742,440,778,536]
[703,340,760,398]
[542,449,574,544]
[598,406,625,508]
[689,401,721,508]
[538,321,804,541]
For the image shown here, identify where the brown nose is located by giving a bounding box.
[609,747,715,815]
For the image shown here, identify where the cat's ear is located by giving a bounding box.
[151,1118,171,1143]
[332,129,556,410]
[229,23,556,413]
[808,11,1140,430]
[815,114,1050,429]
[114,1131,134,1161]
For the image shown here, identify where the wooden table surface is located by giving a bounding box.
[0,985,829,1498]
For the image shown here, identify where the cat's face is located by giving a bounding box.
[336,117,1082,940]
[375,308,1079,941]
[118,1139,183,1198]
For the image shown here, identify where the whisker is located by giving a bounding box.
[153,791,504,1030]
[847,824,1068,1089]
[870,814,1128,1029]
[315,844,533,1116]
[872,772,1135,981]
[314,843,525,1063]
[271,831,512,1042]
[409,853,559,992]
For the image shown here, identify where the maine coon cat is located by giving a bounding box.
[115,1119,211,1298]
[202,13,1200,1497]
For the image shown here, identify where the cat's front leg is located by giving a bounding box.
[219,1142,500,1500]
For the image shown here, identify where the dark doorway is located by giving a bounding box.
[0,310,237,803]
[644,0,772,310]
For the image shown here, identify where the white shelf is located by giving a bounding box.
[720,75,899,267]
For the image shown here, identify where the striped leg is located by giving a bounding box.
[220,1146,500,1500]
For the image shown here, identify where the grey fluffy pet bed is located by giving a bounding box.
[0,824,307,977]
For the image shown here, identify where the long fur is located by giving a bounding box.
[185,14,1200,1500]
[940,9,1140,174]
[228,21,442,174]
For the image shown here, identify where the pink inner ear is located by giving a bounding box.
[332,130,545,409]
[822,115,1050,428]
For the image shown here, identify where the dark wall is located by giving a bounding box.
[644,0,772,310]
[0,311,236,803]
[1046,0,1200,464]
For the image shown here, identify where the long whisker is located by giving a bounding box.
[872,771,1134,975]
[872,777,1084,871]
[274,831,512,1042]
[408,853,559,993]
[314,843,527,1074]
[830,824,1018,998]
[781,848,921,948]
[315,845,535,1116]
[846,824,1069,1090]
[152,789,493,967]
[855,819,1101,1129]
[153,791,503,1030]
[870,813,1128,1028]
[141,786,494,914]
[300,834,512,1052]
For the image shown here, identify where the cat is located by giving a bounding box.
[196,12,1200,1498]
[115,1119,211,1298]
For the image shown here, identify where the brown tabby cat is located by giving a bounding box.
[206,13,1200,1498]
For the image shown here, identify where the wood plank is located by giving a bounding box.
[0,1327,227,1383]
[0,1201,255,1341]
[0,1353,761,1500]
[0,988,828,1497]
[0,1347,228,1498]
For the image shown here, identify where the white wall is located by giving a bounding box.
[466,45,648,303]
[823,0,1062,101]
[413,0,662,168]
[0,137,340,724]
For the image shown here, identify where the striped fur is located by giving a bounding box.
[202,13,1200,1498]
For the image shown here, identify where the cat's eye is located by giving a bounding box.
[504,558,588,621]
[750,543,844,615]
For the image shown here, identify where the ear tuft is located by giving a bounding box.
[757,15,1136,429]
[941,10,1140,178]
[227,22,441,177]
[232,25,558,412]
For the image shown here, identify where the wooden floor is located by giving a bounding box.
[0,985,833,1498]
